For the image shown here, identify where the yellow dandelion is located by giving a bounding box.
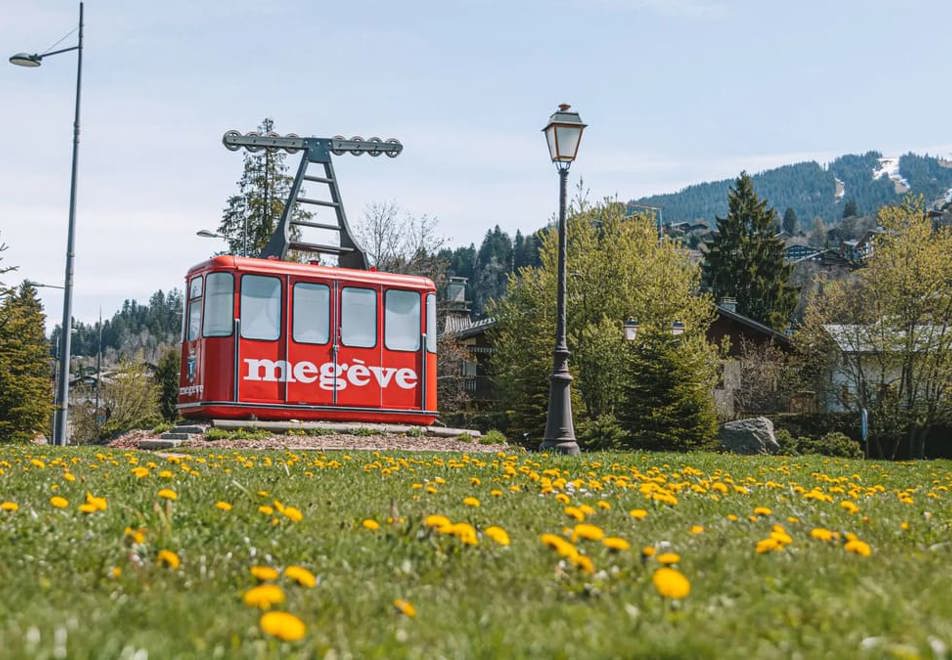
[809,527,834,542]
[564,506,585,522]
[259,611,306,641]
[50,496,69,509]
[571,553,595,574]
[283,506,303,522]
[110,566,122,578]
[555,493,570,504]
[157,488,177,501]
[0,501,18,512]
[571,524,604,542]
[629,508,648,520]
[258,505,274,515]
[157,549,181,570]
[597,500,611,510]
[840,500,859,514]
[602,537,630,552]
[448,522,478,545]
[753,506,772,516]
[690,525,704,535]
[463,496,480,508]
[642,545,656,558]
[490,489,503,497]
[756,537,782,554]
[393,598,416,618]
[844,539,872,557]
[124,527,146,544]
[656,552,680,566]
[243,584,286,609]
[250,566,279,582]
[726,514,738,522]
[284,565,317,588]
[362,518,380,531]
[484,526,510,546]
[215,501,233,511]
[131,466,150,478]
[78,503,97,514]
[423,514,451,530]
[652,567,691,599]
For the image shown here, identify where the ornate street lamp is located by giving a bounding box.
[540,104,586,455]
[11,2,85,446]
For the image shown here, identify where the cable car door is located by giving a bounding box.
[285,276,335,408]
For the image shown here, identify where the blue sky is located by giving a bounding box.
[2,0,950,326]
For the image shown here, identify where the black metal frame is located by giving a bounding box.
[222,131,402,270]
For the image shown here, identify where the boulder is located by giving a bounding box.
[719,417,779,455]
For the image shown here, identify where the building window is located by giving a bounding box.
[341,287,376,348]
[385,289,420,351]
[293,282,330,344]
[203,272,234,337]
[240,275,281,341]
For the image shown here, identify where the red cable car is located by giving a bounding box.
[177,131,438,425]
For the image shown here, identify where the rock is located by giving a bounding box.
[719,417,779,455]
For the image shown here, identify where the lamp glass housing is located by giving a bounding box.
[671,321,685,336]
[9,52,41,67]
[623,318,639,342]
[543,105,587,163]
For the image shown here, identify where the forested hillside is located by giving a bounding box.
[51,289,182,363]
[630,151,952,225]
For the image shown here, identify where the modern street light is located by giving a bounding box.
[623,318,639,342]
[23,279,66,290]
[540,104,586,455]
[196,229,224,239]
[11,2,85,446]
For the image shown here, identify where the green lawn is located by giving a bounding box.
[0,446,949,659]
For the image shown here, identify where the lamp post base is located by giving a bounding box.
[539,355,580,455]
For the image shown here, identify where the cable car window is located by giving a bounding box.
[240,275,281,341]
[203,272,234,337]
[341,287,376,348]
[426,293,437,353]
[186,275,203,341]
[385,289,420,351]
[293,282,330,344]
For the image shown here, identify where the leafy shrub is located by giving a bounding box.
[577,414,627,451]
[349,427,378,437]
[479,429,507,445]
[771,413,859,442]
[455,432,476,443]
[204,427,270,441]
[406,426,424,438]
[152,422,174,435]
[797,432,863,458]
[774,428,799,456]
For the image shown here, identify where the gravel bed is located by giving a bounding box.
[108,431,508,453]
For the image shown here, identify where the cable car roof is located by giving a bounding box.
[186,256,436,290]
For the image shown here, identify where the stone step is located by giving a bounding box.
[138,438,182,450]
[159,432,193,441]
[172,425,206,435]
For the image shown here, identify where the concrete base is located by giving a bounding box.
[209,419,481,439]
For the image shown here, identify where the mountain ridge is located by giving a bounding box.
[629,151,952,226]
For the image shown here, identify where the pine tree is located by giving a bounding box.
[618,331,719,452]
[702,173,797,329]
[0,283,53,443]
[217,118,311,257]
[782,207,798,234]
[843,198,859,219]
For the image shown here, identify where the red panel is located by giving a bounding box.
[335,284,383,410]
[285,275,335,407]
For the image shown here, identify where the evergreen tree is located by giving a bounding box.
[843,198,859,218]
[154,346,181,422]
[702,173,798,329]
[618,330,719,451]
[782,207,798,234]
[217,117,311,257]
[0,283,52,443]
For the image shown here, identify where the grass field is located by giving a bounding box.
[0,446,949,659]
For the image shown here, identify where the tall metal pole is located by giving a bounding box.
[52,2,83,446]
[540,165,579,455]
